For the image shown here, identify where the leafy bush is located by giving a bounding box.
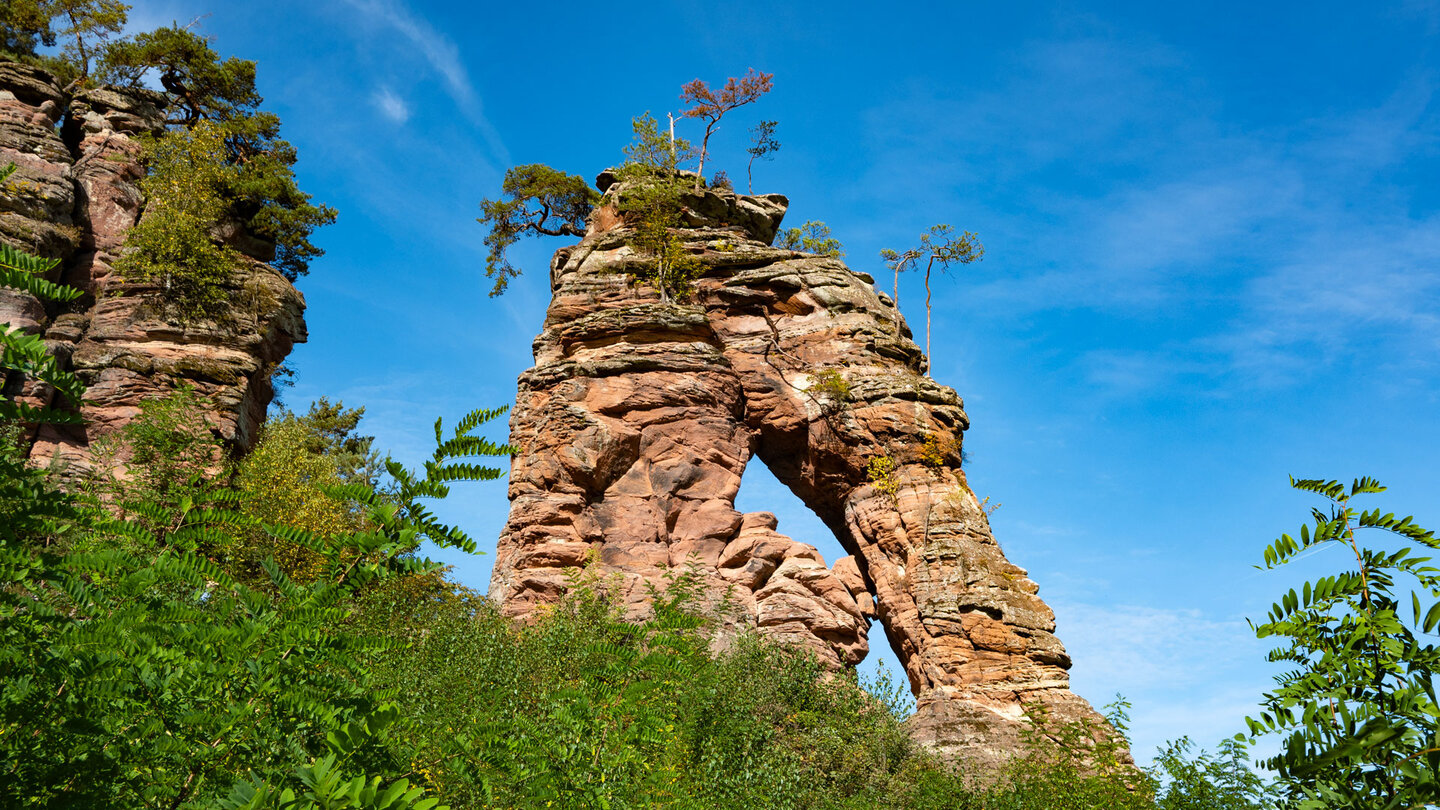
[809,368,853,414]
[0,395,509,807]
[777,220,844,258]
[868,454,901,500]
[114,122,240,321]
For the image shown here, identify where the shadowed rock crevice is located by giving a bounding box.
[492,172,1126,771]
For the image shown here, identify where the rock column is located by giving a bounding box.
[492,174,1119,769]
[0,61,306,480]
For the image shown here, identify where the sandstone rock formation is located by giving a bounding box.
[0,61,305,479]
[491,172,1121,770]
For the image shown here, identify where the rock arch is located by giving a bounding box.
[490,174,1117,769]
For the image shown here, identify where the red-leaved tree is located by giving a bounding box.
[680,68,774,190]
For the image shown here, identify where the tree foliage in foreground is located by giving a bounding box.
[0,296,505,810]
[1248,477,1440,809]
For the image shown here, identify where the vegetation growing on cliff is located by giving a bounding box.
[477,164,597,296]
[476,70,776,301]
[680,68,774,190]
[881,225,984,377]
[3,6,335,297]
[103,23,337,283]
[777,219,845,258]
[112,121,240,320]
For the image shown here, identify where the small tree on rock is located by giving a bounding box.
[746,120,779,194]
[885,225,983,377]
[623,111,697,176]
[477,164,597,296]
[680,68,773,191]
[879,246,921,336]
[776,220,843,258]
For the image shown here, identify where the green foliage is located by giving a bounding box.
[103,24,337,281]
[0,402,509,807]
[1151,737,1280,810]
[102,25,260,123]
[359,566,922,809]
[776,219,844,257]
[476,164,597,296]
[746,119,779,193]
[0,0,54,60]
[809,368,852,414]
[867,454,901,500]
[215,707,449,810]
[609,165,705,303]
[0,326,86,425]
[622,111,698,176]
[1247,477,1440,808]
[113,121,239,321]
[361,565,1274,810]
[231,408,369,585]
[91,384,226,524]
[287,398,383,488]
[0,0,126,77]
[0,170,86,425]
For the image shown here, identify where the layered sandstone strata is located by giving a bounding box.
[491,171,1120,770]
[0,61,304,479]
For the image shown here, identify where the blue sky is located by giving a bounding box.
[122,0,1440,765]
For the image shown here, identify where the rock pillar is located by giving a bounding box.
[491,173,1118,769]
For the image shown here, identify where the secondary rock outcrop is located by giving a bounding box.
[0,61,304,479]
[491,172,1120,770]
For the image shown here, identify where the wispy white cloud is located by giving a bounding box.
[372,86,410,123]
[1056,601,1271,762]
[337,0,510,164]
[858,30,1440,399]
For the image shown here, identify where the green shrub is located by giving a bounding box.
[114,122,239,322]
[868,454,901,500]
[776,220,844,258]
[810,368,852,414]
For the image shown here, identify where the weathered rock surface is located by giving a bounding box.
[492,172,1123,771]
[0,61,305,479]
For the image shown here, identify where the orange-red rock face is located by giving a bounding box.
[492,174,1121,770]
[0,62,304,479]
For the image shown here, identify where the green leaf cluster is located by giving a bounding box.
[1247,477,1440,808]
[102,24,336,284]
[111,121,239,321]
[1,10,335,285]
[359,562,1268,810]
[0,169,86,426]
[777,219,844,258]
[0,0,126,78]
[0,371,506,807]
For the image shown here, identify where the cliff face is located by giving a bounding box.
[492,173,1121,769]
[0,61,305,478]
